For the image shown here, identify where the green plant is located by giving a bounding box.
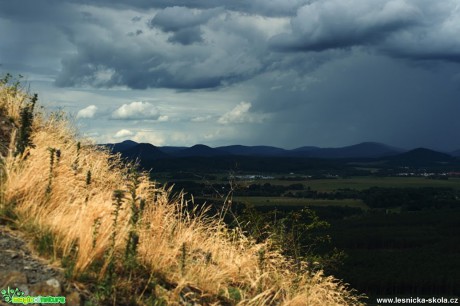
[35,229,55,257]
[91,217,102,250]
[125,170,141,263]
[71,142,80,173]
[228,286,242,302]
[102,189,125,295]
[45,147,56,194]
[257,247,265,273]
[109,189,124,258]
[85,170,91,205]
[180,242,187,276]
[15,93,37,156]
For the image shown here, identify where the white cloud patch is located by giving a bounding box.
[114,129,134,138]
[76,105,98,119]
[218,101,265,124]
[132,130,166,146]
[158,115,169,122]
[112,101,161,120]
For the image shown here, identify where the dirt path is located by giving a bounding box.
[0,226,83,305]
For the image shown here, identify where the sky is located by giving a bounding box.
[1,0,460,151]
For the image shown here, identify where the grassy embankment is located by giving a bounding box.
[0,80,364,305]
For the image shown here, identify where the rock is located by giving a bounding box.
[29,278,62,297]
[10,252,20,259]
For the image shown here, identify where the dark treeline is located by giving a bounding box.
[167,180,460,211]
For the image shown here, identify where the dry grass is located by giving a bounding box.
[0,82,365,305]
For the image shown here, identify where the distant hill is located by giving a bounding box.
[121,143,170,161]
[105,140,138,153]
[173,144,228,157]
[159,146,189,154]
[451,149,460,157]
[291,146,321,153]
[104,141,405,159]
[216,145,288,156]
[388,148,454,166]
[291,142,404,159]
[100,140,460,172]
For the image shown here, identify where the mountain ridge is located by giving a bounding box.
[104,141,411,159]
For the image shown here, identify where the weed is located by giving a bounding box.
[35,229,54,257]
[85,170,91,204]
[71,142,80,173]
[15,93,37,156]
[180,242,187,276]
[91,217,102,250]
[228,286,242,302]
[45,147,56,194]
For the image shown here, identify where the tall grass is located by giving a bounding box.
[0,81,364,305]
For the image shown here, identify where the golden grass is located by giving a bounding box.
[0,83,365,305]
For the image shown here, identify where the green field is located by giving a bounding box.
[251,176,460,192]
[234,196,368,209]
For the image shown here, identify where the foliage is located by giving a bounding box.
[239,206,346,274]
[15,93,37,156]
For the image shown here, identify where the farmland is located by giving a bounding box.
[160,172,460,302]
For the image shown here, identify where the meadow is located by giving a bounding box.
[162,173,460,303]
[0,77,364,305]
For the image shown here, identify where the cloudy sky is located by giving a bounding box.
[1,0,460,150]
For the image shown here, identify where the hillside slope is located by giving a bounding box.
[0,80,364,305]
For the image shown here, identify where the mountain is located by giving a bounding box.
[292,142,404,159]
[216,145,289,156]
[105,141,405,159]
[173,144,228,157]
[291,146,321,152]
[105,140,138,153]
[451,149,460,157]
[121,143,170,161]
[159,146,189,154]
[388,148,454,165]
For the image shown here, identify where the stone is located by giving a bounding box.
[29,278,62,297]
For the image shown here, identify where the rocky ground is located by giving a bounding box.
[0,226,84,305]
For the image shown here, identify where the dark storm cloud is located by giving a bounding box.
[249,51,460,150]
[68,0,310,17]
[3,0,460,150]
[54,34,262,90]
[46,3,268,89]
[4,0,460,91]
[148,6,222,45]
[167,27,204,45]
[149,7,220,32]
[269,0,421,51]
[269,0,460,64]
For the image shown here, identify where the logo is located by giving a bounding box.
[1,287,66,304]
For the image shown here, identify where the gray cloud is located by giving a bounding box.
[68,0,310,17]
[270,0,460,64]
[148,6,223,45]
[149,6,221,32]
[270,0,421,51]
[167,27,204,45]
[249,51,460,150]
[3,0,460,150]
